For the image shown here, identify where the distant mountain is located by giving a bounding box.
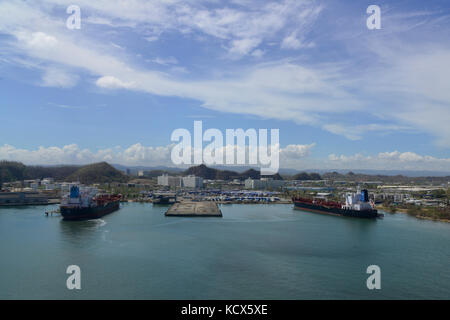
[111,164,184,174]
[183,164,283,181]
[185,164,220,179]
[292,172,322,181]
[0,161,80,184]
[0,161,27,183]
[111,163,450,178]
[285,168,450,177]
[25,165,80,181]
[2,160,449,186]
[318,171,450,184]
[67,162,128,184]
[0,161,128,185]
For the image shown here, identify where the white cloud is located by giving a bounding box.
[96,76,135,89]
[280,143,315,158]
[322,124,362,141]
[0,143,173,166]
[228,38,261,56]
[151,56,179,65]
[84,15,137,28]
[0,144,95,166]
[328,151,450,171]
[0,0,449,148]
[2,143,450,172]
[251,49,264,58]
[0,143,314,168]
[19,31,57,48]
[279,143,316,168]
[322,123,412,141]
[42,68,79,88]
[38,0,322,57]
[144,36,159,42]
[281,32,314,50]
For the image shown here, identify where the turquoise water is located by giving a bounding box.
[0,203,449,299]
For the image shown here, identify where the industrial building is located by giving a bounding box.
[157,174,203,188]
[244,178,285,190]
[0,192,48,206]
[157,174,183,187]
[182,175,204,188]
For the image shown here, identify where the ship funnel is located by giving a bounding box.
[70,186,80,198]
[360,189,369,202]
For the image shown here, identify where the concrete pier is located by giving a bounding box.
[165,201,222,217]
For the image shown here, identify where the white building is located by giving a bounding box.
[41,178,54,185]
[182,175,204,188]
[30,182,39,190]
[245,178,285,190]
[157,174,182,187]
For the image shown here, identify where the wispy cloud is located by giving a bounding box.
[0,0,449,151]
[150,56,179,65]
[328,151,450,172]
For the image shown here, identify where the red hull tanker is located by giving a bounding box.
[293,189,379,219]
[60,186,121,221]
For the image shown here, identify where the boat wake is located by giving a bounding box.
[87,218,107,227]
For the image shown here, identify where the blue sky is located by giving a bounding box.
[0,0,450,171]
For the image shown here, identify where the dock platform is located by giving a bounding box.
[165,201,222,217]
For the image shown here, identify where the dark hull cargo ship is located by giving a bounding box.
[60,186,121,221]
[293,189,379,219]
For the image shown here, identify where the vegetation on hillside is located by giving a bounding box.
[0,161,27,184]
[67,162,129,184]
[407,206,450,221]
[0,161,80,183]
[0,161,128,185]
[183,164,283,180]
[291,172,322,180]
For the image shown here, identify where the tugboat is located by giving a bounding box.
[152,193,177,205]
[293,188,379,219]
[60,186,121,221]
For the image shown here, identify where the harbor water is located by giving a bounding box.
[0,203,449,299]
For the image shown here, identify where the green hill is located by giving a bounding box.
[67,162,128,184]
[0,161,27,183]
[184,164,221,180]
[25,165,80,181]
[0,161,128,185]
[0,161,80,183]
[292,172,322,180]
[184,164,283,181]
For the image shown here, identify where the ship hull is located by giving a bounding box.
[61,201,120,221]
[293,201,378,219]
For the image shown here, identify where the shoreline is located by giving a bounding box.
[415,215,450,223]
[377,205,450,223]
